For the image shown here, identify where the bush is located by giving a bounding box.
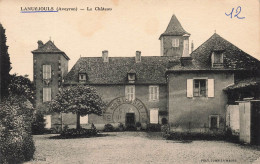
[136,122,141,127]
[104,124,114,132]
[165,132,226,141]
[118,123,124,131]
[0,97,35,163]
[31,111,46,135]
[60,128,98,138]
[147,124,161,132]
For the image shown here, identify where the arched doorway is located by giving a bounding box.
[103,97,149,128]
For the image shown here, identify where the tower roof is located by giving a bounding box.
[159,14,190,39]
[32,40,70,60]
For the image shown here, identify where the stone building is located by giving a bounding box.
[33,15,260,132]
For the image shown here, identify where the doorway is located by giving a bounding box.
[125,113,135,130]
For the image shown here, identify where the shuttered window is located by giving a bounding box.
[150,108,159,124]
[43,65,51,79]
[172,38,179,47]
[187,79,214,98]
[43,88,51,102]
[125,85,135,101]
[149,85,159,101]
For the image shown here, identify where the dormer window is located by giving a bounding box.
[127,69,136,83]
[79,73,87,83]
[172,38,179,47]
[212,51,224,68]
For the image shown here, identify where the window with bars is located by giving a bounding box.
[43,65,51,79]
[172,38,179,47]
[43,88,51,102]
[125,85,135,101]
[149,85,159,101]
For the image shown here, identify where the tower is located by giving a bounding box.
[32,40,70,109]
[159,15,190,58]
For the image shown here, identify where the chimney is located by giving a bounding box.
[37,40,44,49]
[102,50,109,62]
[135,51,141,63]
[191,40,194,52]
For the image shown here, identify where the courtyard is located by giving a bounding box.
[25,132,260,164]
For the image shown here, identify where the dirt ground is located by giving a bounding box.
[26,132,260,164]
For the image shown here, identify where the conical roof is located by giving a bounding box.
[160,14,190,39]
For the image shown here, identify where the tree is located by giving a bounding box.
[8,74,35,105]
[49,85,105,129]
[0,23,12,101]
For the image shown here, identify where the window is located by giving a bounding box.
[80,115,89,124]
[150,108,159,124]
[44,115,51,129]
[149,85,159,101]
[172,38,179,47]
[125,85,135,101]
[194,79,206,97]
[212,52,224,67]
[43,88,51,102]
[187,79,214,98]
[79,73,87,82]
[43,65,51,79]
[209,115,219,129]
[128,73,136,82]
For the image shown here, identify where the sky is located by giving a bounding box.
[0,0,259,80]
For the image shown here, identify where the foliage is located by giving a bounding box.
[0,23,12,100]
[135,122,141,127]
[147,124,161,132]
[60,128,98,138]
[31,111,46,135]
[165,132,227,141]
[8,74,35,105]
[0,96,35,163]
[104,123,114,132]
[118,122,125,131]
[49,85,105,129]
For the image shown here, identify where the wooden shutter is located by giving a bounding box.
[125,86,128,99]
[208,79,214,97]
[132,86,135,100]
[156,86,159,100]
[187,79,193,97]
[43,65,46,79]
[43,88,46,102]
[47,65,51,79]
[149,86,152,100]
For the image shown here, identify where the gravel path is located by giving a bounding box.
[26,132,260,164]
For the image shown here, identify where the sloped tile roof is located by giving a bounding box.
[224,78,260,91]
[168,33,260,71]
[160,15,190,38]
[64,56,177,85]
[32,40,70,60]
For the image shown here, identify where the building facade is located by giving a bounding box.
[33,15,260,133]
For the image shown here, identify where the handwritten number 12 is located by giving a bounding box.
[225,6,245,19]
